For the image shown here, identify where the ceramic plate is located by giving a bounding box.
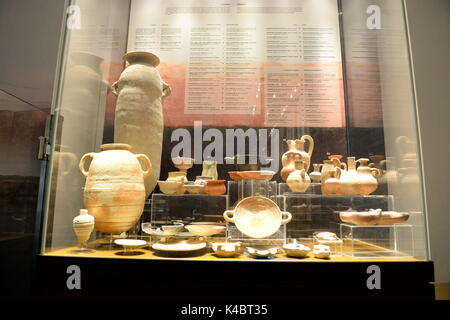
[114,239,147,249]
[185,225,225,236]
[236,170,275,180]
[152,241,207,253]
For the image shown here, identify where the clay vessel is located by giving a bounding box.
[320,160,335,182]
[280,152,302,181]
[172,157,194,174]
[79,143,151,234]
[353,158,379,195]
[201,160,218,180]
[281,136,314,171]
[321,168,341,195]
[113,51,171,198]
[339,156,358,195]
[166,171,188,183]
[73,209,95,244]
[286,160,311,192]
[310,164,322,183]
[204,180,226,195]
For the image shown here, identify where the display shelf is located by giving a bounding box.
[276,194,393,238]
[150,193,229,226]
[340,223,414,258]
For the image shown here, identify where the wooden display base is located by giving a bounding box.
[34,239,434,301]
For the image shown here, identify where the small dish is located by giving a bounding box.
[313,245,331,259]
[152,240,207,253]
[211,242,241,258]
[339,209,409,225]
[283,240,311,258]
[161,224,184,235]
[158,180,185,194]
[114,239,147,253]
[246,247,278,259]
[185,225,226,236]
[236,170,275,181]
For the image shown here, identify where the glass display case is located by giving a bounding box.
[35,0,433,299]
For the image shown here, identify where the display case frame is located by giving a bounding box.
[33,0,434,300]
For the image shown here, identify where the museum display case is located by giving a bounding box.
[35,0,434,299]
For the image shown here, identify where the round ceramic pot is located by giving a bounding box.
[223,196,292,238]
[79,143,151,234]
[204,180,226,195]
[286,160,311,192]
[112,51,171,197]
[353,158,379,195]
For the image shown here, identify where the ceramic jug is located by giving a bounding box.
[73,209,95,245]
[79,143,151,234]
[281,135,314,171]
[339,157,358,195]
[353,158,379,195]
[320,160,335,182]
[321,167,341,195]
[201,160,218,180]
[113,51,171,198]
[281,152,302,181]
[310,164,322,183]
[287,160,311,192]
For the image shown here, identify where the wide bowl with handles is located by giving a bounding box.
[223,196,292,238]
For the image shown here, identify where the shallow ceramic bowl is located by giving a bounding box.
[152,240,207,253]
[224,196,292,238]
[185,225,226,236]
[339,210,409,225]
[161,224,184,235]
[211,242,241,258]
[283,242,311,258]
[246,247,278,258]
[236,170,275,181]
[114,239,147,249]
[158,180,184,194]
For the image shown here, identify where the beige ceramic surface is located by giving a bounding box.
[158,180,185,194]
[113,51,171,197]
[211,242,241,257]
[185,225,225,236]
[184,184,205,194]
[152,241,207,252]
[283,240,311,258]
[73,209,95,244]
[280,152,302,181]
[339,209,410,225]
[286,160,311,192]
[224,196,292,238]
[172,157,194,173]
[281,136,314,171]
[310,164,322,183]
[247,247,278,258]
[236,171,275,180]
[167,171,188,183]
[353,158,379,195]
[321,168,341,195]
[201,160,218,180]
[79,143,151,234]
[339,157,358,195]
[114,239,147,249]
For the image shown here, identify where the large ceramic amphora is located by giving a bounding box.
[112,51,171,198]
[281,136,314,171]
[79,143,151,234]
